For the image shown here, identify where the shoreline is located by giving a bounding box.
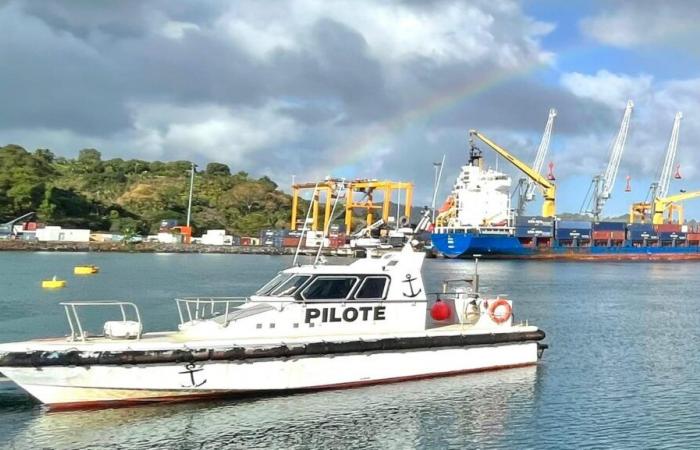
[0,240,294,255]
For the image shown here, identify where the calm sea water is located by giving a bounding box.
[1,252,700,449]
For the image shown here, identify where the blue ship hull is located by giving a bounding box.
[431,231,700,259]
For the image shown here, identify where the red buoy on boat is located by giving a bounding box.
[430,299,451,321]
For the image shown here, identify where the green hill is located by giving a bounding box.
[0,145,293,235]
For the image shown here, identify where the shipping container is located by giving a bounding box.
[686,233,700,241]
[627,223,654,231]
[557,220,592,229]
[628,230,659,241]
[592,230,626,241]
[514,226,553,238]
[592,221,626,231]
[658,232,686,241]
[240,236,260,246]
[160,219,178,229]
[555,228,591,239]
[515,216,554,227]
[282,237,301,247]
[654,224,682,233]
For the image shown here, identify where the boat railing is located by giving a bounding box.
[175,297,250,326]
[433,226,513,234]
[60,301,142,342]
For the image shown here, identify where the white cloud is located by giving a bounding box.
[160,21,200,40]
[580,2,700,48]
[127,102,302,164]
[560,70,653,108]
[217,0,554,67]
[559,70,700,189]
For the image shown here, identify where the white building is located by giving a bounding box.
[36,226,91,242]
[201,230,233,246]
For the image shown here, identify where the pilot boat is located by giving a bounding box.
[0,244,546,409]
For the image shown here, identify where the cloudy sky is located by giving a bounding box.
[2,0,699,217]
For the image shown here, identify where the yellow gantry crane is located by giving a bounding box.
[469,130,557,217]
[630,191,700,225]
[290,179,413,233]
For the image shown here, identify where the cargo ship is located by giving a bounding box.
[430,139,700,261]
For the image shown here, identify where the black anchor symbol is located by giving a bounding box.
[179,362,207,388]
[402,273,422,298]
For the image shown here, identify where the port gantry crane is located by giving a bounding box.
[469,130,557,217]
[514,108,557,216]
[581,100,634,221]
[629,111,699,224]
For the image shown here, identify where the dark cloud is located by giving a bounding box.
[5,0,690,213]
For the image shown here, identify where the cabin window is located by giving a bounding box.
[270,275,311,296]
[355,276,389,300]
[255,272,289,295]
[301,277,359,300]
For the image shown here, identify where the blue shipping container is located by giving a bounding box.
[627,223,654,231]
[556,228,591,239]
[514,226,553,238]
[515,216,554,227]
[593,222,626,231]
[628,231,658,240]
[658,232,686,241]
[557,220,593,229]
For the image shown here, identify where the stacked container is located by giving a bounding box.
[282,230,303,248]
[555,220,592,242]
[514,216,554,239]
[592,222,626,242]
[260,229,289,247]
[655,223,686,245]
[626,223,657,243]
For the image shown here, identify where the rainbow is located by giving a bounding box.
[329,60,550,169]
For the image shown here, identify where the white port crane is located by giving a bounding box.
[582,100,634,221]
[654,111,683,200]
[630,111,685,224]
[515,108,557,216]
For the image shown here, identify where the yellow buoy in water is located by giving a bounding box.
[74,265,100,275]
[42,276,66,289]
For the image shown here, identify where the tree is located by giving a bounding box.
[77,148,103,173]
[206,162,231,176]
[34,149,55,164]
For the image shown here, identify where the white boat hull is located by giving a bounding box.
[2,342,539,408]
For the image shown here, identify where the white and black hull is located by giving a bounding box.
[0,330,545,409]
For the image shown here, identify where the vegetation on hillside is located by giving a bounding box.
[0,145,293,235]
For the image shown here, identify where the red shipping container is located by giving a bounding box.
[592,230,625,241]
[687,233,700,241]
[655,224,682,232]
[282,237,301,247]
[240,237,252,246]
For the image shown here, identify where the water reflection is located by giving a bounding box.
[7,367,540,449]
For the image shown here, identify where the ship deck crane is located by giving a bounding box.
[515,108,556,216]
[630,112,683,224]
[469,130,556,217]
[582,100,634,221]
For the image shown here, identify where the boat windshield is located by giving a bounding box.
[269,275,311,296]
[255,272,290,295]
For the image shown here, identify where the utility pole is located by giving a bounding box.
[186,162,196,227]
